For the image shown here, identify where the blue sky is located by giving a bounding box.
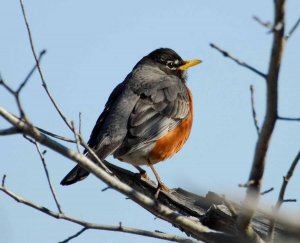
[1,1,300,242]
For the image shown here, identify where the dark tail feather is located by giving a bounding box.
[60,165,90,186]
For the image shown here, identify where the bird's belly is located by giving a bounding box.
[116,113,193,166]
[116,143,155,166]
[116,88,193,166]
[149,111,193,163]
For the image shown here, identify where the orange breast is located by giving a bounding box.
[150,87,193,163]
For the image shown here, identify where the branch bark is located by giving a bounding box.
[209,43,266,79]
[267,150,300,242]
[0,182,193,243]
[237,0,286,233]
[0,107,236,243]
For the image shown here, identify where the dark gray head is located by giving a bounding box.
[137,48,201,82]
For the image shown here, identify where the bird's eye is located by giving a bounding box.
[166,61,175,69]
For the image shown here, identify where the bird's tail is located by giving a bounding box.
[60,165,89,186]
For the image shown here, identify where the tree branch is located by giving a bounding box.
[19,0,73,131]
[0,107,237,243]
[59,227,88,243]
[277,116,300,122]
[35,126,76,143]
[250,85,260,135]
[260,187,274,196]
[0,127,19,135]
[267,150,300,242]
[237,0,286,232]
[285,16,300,40]
[209,43,266,79]
[253,16,273,31]
[17,49,46,93]
[0,181,194,243]
[34,141,63,213]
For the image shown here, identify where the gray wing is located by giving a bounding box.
[115,75,190,156]
[84,81,125,154]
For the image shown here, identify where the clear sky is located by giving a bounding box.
[1,1,300,242]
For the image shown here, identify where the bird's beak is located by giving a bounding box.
[178,59,202,71]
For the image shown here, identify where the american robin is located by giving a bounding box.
[61,48,201,192]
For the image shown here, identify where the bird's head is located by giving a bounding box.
[145,48,202,81]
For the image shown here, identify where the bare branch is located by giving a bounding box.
[0,77,27,119]
[59,227,88,243]
[267,150,300,241]
[0,184,194,242]
[77,134,112,174]
[70,121,81,153]
[250,85,260,135]
[285,16,300,40]
[23,134,36,144]
[277,116,300,122]
[2,175,7,187]
[34,141,63,213]
[253,16,273,31]
[282,199,297,203]
[237,0,286,232]
[260,187,274,196]
[17,50,46,94]
[78,112,82,135]
[0,127,19,135]
[0,107,236,243]
[0,77,15,94]
[19,0,73,131]
[209,43,266,79]
[35,126,76,143]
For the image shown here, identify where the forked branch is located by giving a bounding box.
[237,0,286,232]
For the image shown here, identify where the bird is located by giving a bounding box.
[61,48,201,192]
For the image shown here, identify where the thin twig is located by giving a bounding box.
[285,16,300,40]
[19,0,73,131]
[17,50,46,93]
[237,0,286,233]
[253,16,273,31]
[2,175,6,187]
[78,112,82,135]
[78,134,112,174]
[260,187,274,196]
[71,121,81,153]
[35,126,76,143]
[250,85,260,135]
[59,227,88,243]
[210,43,266,79]
[0,78,26,118]
[34,141,63,213]
[277,116,300,122]
[70,120,111,172]
[1,66,41,120]
[23,134,36,144]
[267,150,300,241]
[282,199,297,203]
[0,184,194,242]
[0,77,16,94]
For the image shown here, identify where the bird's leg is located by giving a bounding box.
[146,160,172,196]
[134,166,151,181]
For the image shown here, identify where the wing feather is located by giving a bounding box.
[115,75,190,157]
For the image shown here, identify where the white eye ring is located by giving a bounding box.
[166,61,176,70]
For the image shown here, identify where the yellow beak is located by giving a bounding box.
[178,59,202,71]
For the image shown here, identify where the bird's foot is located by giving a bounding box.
[154,181,174,198]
